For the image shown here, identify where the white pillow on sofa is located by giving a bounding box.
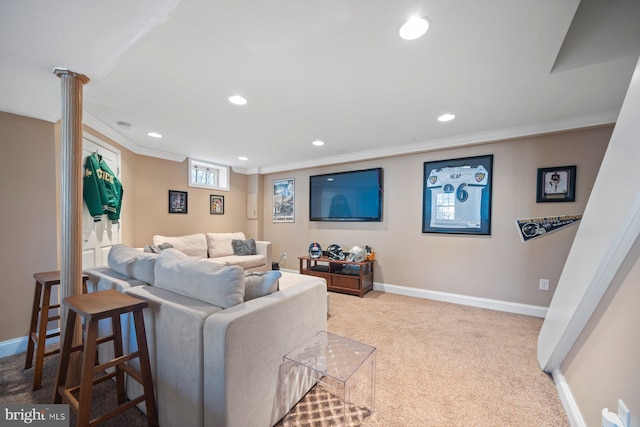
[152,233,208,259]
[244,271,281,301]
[154,249,244,308]
[108,244,157,285]
[206,232,246,258]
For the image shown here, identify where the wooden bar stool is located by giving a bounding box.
[24,270,88,390]
[53,289,158,427]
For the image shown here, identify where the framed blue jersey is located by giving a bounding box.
[422,155,493,235]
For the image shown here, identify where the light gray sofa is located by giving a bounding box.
[151,232,272,272]
[85,245,327,427]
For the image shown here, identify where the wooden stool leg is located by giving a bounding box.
[53,310,77,404]
[133,310,158,427]
[111,314,126,405]
[77,318,99,427]
[24,281,43,370]
[32,283,53,390]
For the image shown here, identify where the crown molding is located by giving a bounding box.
[83,109,618,175]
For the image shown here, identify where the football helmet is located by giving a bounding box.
[326,244,345,260]
[346,246,367,262]
[308,242,322,259]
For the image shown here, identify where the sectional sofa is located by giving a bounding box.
[85,241,327,427]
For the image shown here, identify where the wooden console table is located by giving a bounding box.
[298,256,374,297]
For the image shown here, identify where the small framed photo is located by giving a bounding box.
[210,195,224,214]
[536,166,576,202]
[168,190,188,214]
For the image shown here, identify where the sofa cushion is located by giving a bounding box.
[232,238,257,256]
[205,255,265,270]
[153,233,208,259]
[243,271,281,301]
[154,249,245,308]
[206,232,245,258]
[107,244,157,284]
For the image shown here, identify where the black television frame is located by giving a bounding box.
[309,167,383,222]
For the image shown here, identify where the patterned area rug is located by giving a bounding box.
[277,384,372,427]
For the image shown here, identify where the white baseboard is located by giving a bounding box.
[0,329,60,359]
[373,282,548,318]
[552,368,586,427]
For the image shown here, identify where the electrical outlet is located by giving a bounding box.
[618,399,630,427]
[282,253,288,260]
[539,279,549,291]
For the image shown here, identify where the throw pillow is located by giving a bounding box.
[154,248,245,308]
[108,244,157,284]
[232,238,257,256]
[143,242,173,254]
[244,271,281,301]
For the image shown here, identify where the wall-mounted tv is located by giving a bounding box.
[309,167,383,222]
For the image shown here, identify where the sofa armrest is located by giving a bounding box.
[203,279,327,427]
[254,240,272,269]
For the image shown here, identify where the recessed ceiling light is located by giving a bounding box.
[238,156,248,161]
[438,113,456,122]
[312,140,325,146]
[228,95,248,105]
[399,16,430,40]
[147,132,162,138]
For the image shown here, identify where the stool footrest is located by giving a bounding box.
[43,348,60,357]
[95,351,139,373]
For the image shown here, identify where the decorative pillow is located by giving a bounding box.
[108,244,157,285]
[232,238,257,256]
[143,242,173,254]
[206,232,246,258]
[152,233,208,259]
[154,248,245,308]
[244,271,281,301]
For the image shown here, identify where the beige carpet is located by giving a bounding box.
[2,290,568,426]
[317,291,569,427]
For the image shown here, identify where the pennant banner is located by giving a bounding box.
[515,214,582,242]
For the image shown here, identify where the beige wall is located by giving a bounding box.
[561,237,640,427]
[263,126,611,306]
[132,156,248,247]
[0,112,58,342]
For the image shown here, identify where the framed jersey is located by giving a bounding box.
[422,154,493,235]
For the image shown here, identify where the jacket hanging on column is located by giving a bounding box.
[83,152,123,223]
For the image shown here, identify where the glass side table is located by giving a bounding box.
[283,331,376,425]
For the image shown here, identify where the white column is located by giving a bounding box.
[54,68,89,386]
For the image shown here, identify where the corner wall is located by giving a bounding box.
[262,126,611,307]
[0,112,58,342]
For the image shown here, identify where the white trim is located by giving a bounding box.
[258,110,618,174]
[0,329,60,359]
[542,193,640,371]
[86,109,617,175]
[552,368,586,427]
[374,282,548,317]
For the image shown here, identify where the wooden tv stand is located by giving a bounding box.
[298,256,374,297]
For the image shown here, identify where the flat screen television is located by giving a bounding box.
[309,168,383,222]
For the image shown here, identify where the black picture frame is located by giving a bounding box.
[422,154,493,235]
[168,190,188,214]
[210,194,224,214]
[536,166,576,202]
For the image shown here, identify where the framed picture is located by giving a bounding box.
[168,190,188,214]
[422,154,493,235]
[536,165,576,202]
[273,178,295,223]
[210,195,224,214]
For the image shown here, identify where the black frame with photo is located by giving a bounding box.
[168,190,188,214]
[210,194,225,214]
[422,154,493,235]
[536,165,576,202]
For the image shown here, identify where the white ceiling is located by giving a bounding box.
[1,0,639,174]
